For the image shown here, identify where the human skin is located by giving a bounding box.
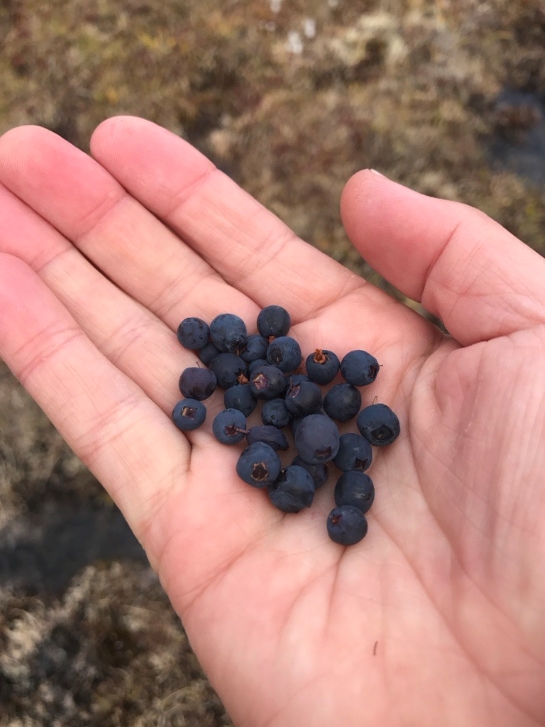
[0,117,544,726]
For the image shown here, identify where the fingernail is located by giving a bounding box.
[369,169,386,177]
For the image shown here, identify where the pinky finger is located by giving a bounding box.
[0,254,189,550]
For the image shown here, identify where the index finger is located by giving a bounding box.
[90,116,365,318]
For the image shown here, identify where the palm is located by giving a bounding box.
[0,119,544,727]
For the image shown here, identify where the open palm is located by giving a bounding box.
[0,117,544,727]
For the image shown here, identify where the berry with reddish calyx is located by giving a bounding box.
[305,349,340,385]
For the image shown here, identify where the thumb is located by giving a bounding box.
[341,170,545,345]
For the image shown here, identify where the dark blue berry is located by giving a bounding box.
[240,334,269,363]
[284,380,322,417]
[179,367,217,401]
[212,409,247,445]
[198,341,221,366]
[257,305,291,338]
[266,336,301,373]
[323,383,361,422]
[246,426,289,451]
[177,317,209,350]
[333,433,373,472]
[305,349,340,385]
[340,350,380,386]
[268,466,315,513]
[294,413,340,464]
[172,399,206,431]
[291,455,329,489]
[334,471,375,514]
[224,384,257,417]
[261,398,292,428]
[210,313,248,353]
[357,403,400,446]
[249,364,287,400]
[236,442,281,488]
[209,353,248,389]
[327,506,368,545]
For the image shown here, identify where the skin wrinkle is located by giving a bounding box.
[374,493,544,725]
[15,322,86,388]
[66,178,125,243]
[161,163,218,222]
[408,367,545,675]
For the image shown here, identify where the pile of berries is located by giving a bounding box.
[172,305,400,546]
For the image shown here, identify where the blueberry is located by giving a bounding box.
[224,384,257,417]
[249,364,288,400]
[172,399,206,431]
[246,425,289,451]
[236,442,281,488]
[198,341,221,367]
[176,317,210,350]
[291,455,329,489]
[334,471,375,514]
[323,383,361,422]
[209,353,248,390]
[357,403,400,446]
[261,398,292,428]
[305,349,340,385]
[212,409,247,445]
[294,413,340,464]
[178,367,217,401]
[327,506,368,546]
[268,466,315,513]
[257,305,291,338]
[284,380,322,417]
[240,334,269,363]
[333,433,373,472]
[210,313,248,353]
[266,336,302,373]
[340,350,380,386]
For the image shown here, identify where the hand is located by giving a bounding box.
[0,117,544,727]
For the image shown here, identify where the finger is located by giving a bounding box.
[89,116,364,317]
[0,125,258,330]
[0,181,211,416]
[0,254,189,543]
[341,171,545,345]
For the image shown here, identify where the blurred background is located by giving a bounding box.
[0,0,544,724]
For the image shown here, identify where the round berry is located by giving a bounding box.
[177,317,209,350]
[357,403,400,446]
[340,350,380,386]
[327,506,368,546]
[334,471,375,514]
[333,433,372,472]
[236,442,282,488]
[172,399,207,431]
[179,367,217,401]
[212,409,247,445]
[210,313,248,353]
[323,383,361,422]
[294,413,340,464]
[257,305,291,338]
[305,349,340,385]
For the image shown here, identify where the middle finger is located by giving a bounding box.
[0,125,258,330]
